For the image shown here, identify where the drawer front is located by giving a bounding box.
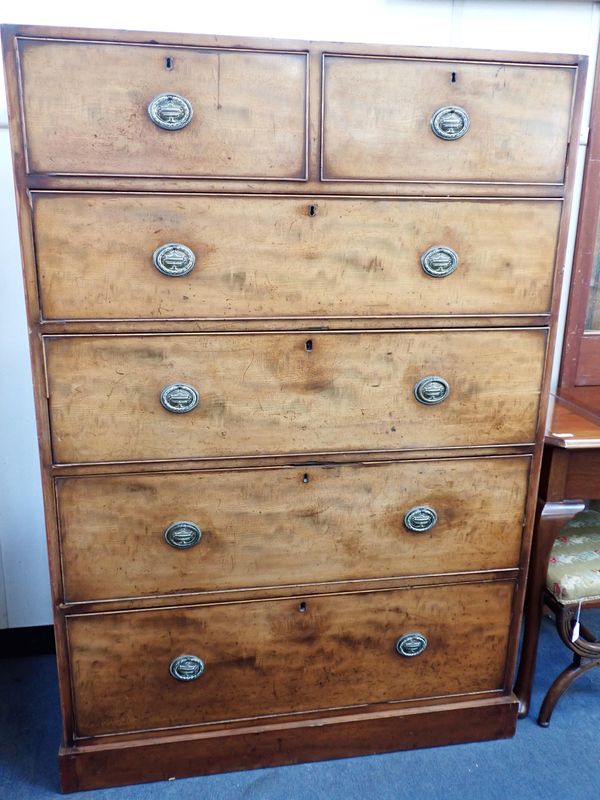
[57,456,529,603]
[45,330,546,464]
[67,581,514,736]
[34,194,561,320]
[18,40,307,178]
[322,55,575,183]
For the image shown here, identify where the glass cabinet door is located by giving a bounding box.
[584,217,600,331]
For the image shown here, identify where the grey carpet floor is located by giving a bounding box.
[1,612,599,799]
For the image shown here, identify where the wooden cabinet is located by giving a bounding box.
[56,457,530,602]
[33,194,562,320]
[18,40,309,178]
[321,55,576,183]
[45,330,546,463]
[67,581,514,736]
[1,23,586,792]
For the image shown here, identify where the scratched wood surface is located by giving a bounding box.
[56,456,530,603]
[33,194,561,320]
[67,580,514,736]
[2,20,587,789]
[18,40,308,178]
[322,56,575,183]
[44,330,547,464]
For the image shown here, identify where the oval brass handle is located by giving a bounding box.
[160,383,199,414]
[396,633,428,658]
[421,246,458,278]
[404,506,438,533]
[169,654,205,681]
[431,105,470,140]
[164,521,202,549]
[153,243,196,277]
[414,376,450,405]
[148,93,193,130]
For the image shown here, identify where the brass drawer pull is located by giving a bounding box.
[420,246,459,278]
[148,93,193,130]
[413,376,450,405]
[404,506,438,533]
[153,243,196,277]
[164,521,202,549]
[431,105,470,140]
[160,383,199,414]
[169,654,205,681]
[396,633,428,658]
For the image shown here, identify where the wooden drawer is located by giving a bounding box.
[57,456,529,603]
[322,55,575,184]
[17,39,307,178]
[44,330,546,464]
[33,193,561,321]
[67,580,514,736]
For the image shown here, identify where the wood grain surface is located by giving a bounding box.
[322,56,575,183]
[33,194,561,320]
[18,40,308,178]
[44,329,547,464]
[56,455,530,603]
[67,580,514,736]
[2,20,586,790]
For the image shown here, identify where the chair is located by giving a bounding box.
[516,508,600,726]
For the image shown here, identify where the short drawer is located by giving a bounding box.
[44,330,546,464]
[33,193,561,321]
[17,39,307,178]
[322,55,575,184]
[67,580,514,736]
[56,456,529,603]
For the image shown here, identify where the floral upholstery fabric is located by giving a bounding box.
[546,509,600,603]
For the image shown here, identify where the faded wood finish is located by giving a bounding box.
[25,174,571,199]
[56,456,530,603]
[49,445,533,479]
[3,24,585,199]
[322,56,575,184]
[1,21,587,792]
[34,316,555,336]
[57,570,521,617]
[6,23,583,65]
[33,194,562,321]
[67,581,514,737]
[45,330,547,464]
[59,697,518,792]
[18,40,308,179]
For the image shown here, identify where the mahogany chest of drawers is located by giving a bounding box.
[2,23,586,792]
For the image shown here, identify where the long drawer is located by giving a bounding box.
[33,194,561,321]
[67,580,514,737]
[44,330,546,464]
[56,456,529,603]
[17,39,308,178]
[322,55,575,183]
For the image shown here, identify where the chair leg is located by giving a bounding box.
[537,655,600,727]
[514,501,584,717]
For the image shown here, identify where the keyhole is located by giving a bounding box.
[303,473,310,484]
[308,204,317,217]
[298,601,307,613]
[305,339,313,352]
[165,56,174,70]
[451,71,457,83]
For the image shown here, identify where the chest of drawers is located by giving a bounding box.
[2,23,586,792]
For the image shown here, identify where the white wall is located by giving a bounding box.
[1,0,599,627]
